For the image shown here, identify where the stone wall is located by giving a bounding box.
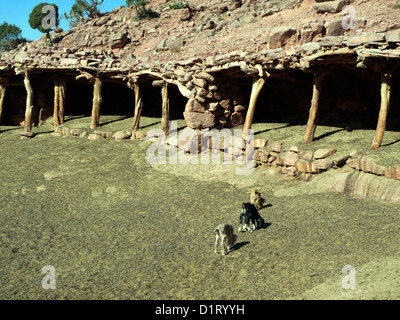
[180,70,250,129]
[253,138,400,183]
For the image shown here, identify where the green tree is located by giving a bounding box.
[0,22,27,52]
[64,0,104,28]
[28,3,60,43]
[126,0,159,20]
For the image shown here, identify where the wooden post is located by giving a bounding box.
[91,76,103,129]
[53,77,66,127]
[0,79,9,125]
[23,69,34,132]
[242,75,267,139]
[303,71,328,144]
[53,78,60,127]
[59,77,66,125]
[371,70,392,150]
[131,81,143,139]
[161,82,170,138]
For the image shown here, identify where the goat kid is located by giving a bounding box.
[238,202,265,232]
[214,224,238,255]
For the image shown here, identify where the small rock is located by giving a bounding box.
[313,148,337,159]
[332,154,350,167]
[268,141,283,153]
[88,133,101,140]
[70,129,85,136]
[254,149,269,163]
[299,150,313,161]
[113,131,131,140]
[254,139,267,148]
[19,131,36,138]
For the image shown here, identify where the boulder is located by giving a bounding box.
[253,139,267,148]
[113,131,131,140]
[326,18,347,36]
[227,0,242,11]
[268,141,283,153]
[345,32,386,47]
[109,32,129,49]
[176,8,192,21]
[253,149,267,162]
[230,111,245,127]
[332,154,350,167]
[185,99,207,113]
[299,150,313,161]
[295,160,319,174]
[313,158,331,171]
[313,0,350,13]
[313,148,337,159]
[192,78,208,88]
[281,151,299,166]
[267,25,297,49]
[95,16,111,26]
[183,112,216,129]
[196,72,216,83]
[301,42,321,52]
[282,166,297,177]
[302,22,324,43]
[385,29,400,43]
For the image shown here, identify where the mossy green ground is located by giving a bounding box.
[1,116,400,299]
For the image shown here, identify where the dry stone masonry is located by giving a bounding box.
[1,0,400,198]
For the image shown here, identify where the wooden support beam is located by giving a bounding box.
[53,77,66,127]
[303,71,328,144]
[0,79,9,125]
[371,70,392,150]
[91,76,103,129]
[53,79,60,127]
[242,75,268,139]
[23,69,34,132]
[131,81,143,139]
[161,82,170,138]
[59,77,66,125]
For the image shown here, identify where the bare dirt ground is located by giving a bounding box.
[1,116,400,300]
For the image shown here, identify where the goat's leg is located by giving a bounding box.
[238,215,243,232]
[214,235,220,254]
[221,236,228,255]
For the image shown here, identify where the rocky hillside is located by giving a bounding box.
[2,0,400,69]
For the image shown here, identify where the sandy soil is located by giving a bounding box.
[0,116,400,300]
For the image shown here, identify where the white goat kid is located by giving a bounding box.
[214,224,238,255]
